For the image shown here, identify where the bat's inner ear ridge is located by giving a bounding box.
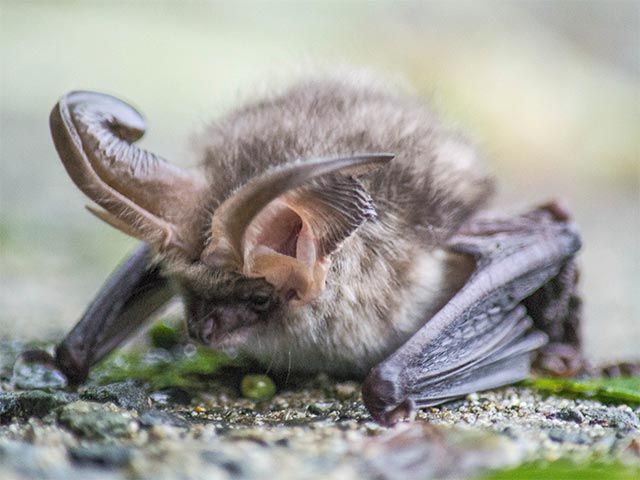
[245,200,305,260]
[242,198,325,304]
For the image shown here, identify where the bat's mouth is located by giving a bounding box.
[208,330,253,352]
[197,316,258,352]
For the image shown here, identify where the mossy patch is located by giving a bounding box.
[481,459,640,480]
[525,376,640,406]
[88,320,247,391]
[91,346,241,391]
[148,321,181,350]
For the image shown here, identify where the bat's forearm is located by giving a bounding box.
[55,244,175,383]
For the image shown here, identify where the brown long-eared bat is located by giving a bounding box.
[40,75,582,425]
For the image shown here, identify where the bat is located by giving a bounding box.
[42,75,582,425]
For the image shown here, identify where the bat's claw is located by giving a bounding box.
[536,199,573,222]
[534,342,585,377]
[362,365,414,426]
[54,342,90,385]
[380,399,415,426]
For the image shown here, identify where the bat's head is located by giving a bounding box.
[176,267,282,352]
[49,91,393,356]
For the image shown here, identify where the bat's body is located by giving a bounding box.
[178,77,491,376]
[43,74,581,424]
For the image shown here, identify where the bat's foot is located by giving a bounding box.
[535,344,640,378]
[534,342,586,377]
[531,199,573,222]
[599,361,640,377]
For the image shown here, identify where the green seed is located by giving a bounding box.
[241,374,276,401]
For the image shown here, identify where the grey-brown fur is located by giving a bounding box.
[165,74,494,376]
[198,75,493,240]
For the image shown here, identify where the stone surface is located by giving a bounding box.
[80,381,150,412]
[58,401,138,440]
[11,355,68,390]
[138,409,189,429]
[68,444,133,468]
[0,380,638,479]
[149,388,193,406]
[0,390,76,423]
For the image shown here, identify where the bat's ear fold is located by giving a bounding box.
[49,91,207,258]
[201,154,393,304]
[242,175,378,303]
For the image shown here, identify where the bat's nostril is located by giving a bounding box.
[201,318,214,343]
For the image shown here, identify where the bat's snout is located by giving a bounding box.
[199,318,215,344]
[187,303,261,349]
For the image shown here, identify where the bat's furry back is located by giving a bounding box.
[200,75,493,233]
[172,74,495,376]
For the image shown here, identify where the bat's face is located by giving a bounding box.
[178,272,281,352]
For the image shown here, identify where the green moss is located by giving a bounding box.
[241,374,276,401]
[92,346,240,391]
[148,322,181,350]
[524,376,640,406]
[481,460,639,480]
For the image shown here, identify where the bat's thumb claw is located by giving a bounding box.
[362,366,414,426]
[380,399,416,426]
[537,199,573,222]
[54,343,90,385]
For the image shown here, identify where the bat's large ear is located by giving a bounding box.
[202,154,394,304]
[49,91,207,257]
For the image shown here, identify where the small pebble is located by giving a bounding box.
[138,409,188,429]
[335,383,358,400]
[11,351,67,390]
[554,407,585,424]
[68,444,132,467]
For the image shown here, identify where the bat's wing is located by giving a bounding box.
[362,204,581,425]
[54,243,175,383]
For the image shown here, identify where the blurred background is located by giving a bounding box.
[1,0,638,362]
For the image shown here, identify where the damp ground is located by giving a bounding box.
[0,339,638,480]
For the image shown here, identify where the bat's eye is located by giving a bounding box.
[249,294,272,312]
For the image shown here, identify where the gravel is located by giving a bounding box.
[0,340,638,479]
[0,378,638,480]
